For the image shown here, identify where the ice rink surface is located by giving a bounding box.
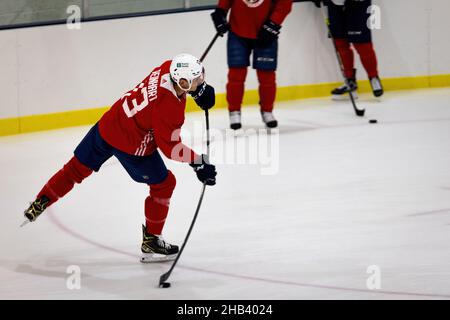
[1,88,449,299]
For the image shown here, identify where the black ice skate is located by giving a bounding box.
[22,195,50,225]
[261,111,278,128]
[332,69,358,101]
[140,225,179,263]
[229,111,242,130]
[370,76,384,97]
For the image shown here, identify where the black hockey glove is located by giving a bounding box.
[257,20,281,48]
[211,8,229,37]
[190,154,217,186]
[190,82,216,111]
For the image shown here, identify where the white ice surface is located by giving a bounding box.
[1,88,449,299]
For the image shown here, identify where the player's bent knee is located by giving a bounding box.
[65,156,93,184]
[150,170,176,197]
[164,170,177,192]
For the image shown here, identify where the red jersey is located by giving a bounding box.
[218,0,293,39]
[98,60,198,163]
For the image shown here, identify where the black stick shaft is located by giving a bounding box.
[159,183,206,285]
[200,33,220,62]
[205,110,210,157]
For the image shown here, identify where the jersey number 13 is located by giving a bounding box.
[122,82,149,118]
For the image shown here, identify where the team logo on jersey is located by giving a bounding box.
[242,0,265,8]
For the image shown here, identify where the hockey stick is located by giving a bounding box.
[159,33,218,288]
[320,4,365,117]
[200,32,221,62]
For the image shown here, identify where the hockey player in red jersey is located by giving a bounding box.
[23,53,217,262]
[211,0,293,129]
[311,0,383,99]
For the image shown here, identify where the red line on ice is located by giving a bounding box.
[47,209,450,299]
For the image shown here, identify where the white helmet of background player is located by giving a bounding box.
[170,53,204,92]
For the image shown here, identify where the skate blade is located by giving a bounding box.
[230,130,245,139]
[231,128,244,137]
[373,95,383,102]
[20,219,30,227]
[140,253,177,263]
[264,122,278,130]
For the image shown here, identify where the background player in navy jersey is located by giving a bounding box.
[311,0,383,99]
[23,54,217,262]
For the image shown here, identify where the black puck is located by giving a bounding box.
[160,282,171,288]
[369,119,378,124]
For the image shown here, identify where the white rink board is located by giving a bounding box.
[1,0,450,118]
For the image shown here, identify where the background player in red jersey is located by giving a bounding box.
[23,53,217,262]
[311,0,383,99]
[211,0,293,130]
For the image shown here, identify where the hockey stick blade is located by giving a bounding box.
[349,91,365,117]
[159,272,170,286]
[355,108,365,117]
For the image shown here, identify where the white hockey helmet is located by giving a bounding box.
[170,53,204,91]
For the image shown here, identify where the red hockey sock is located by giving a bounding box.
[334,39,355,78]
[257,70,276,113]
[145,170,176,235]
[353,42,379,78]
[226,67,247,112]
[37,156,93,206]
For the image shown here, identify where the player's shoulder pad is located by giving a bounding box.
[159,62,181,99]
